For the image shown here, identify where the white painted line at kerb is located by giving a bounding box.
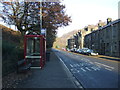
[55,54,84,89]
[94,62,114,69]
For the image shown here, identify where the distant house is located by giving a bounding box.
[67,23,99,49]
[67,37,75,49]
[84,18,120,57]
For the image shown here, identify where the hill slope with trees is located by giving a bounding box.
[53,30,78,49]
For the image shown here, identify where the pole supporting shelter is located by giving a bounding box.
[24,34,46,69]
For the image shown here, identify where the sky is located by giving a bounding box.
[57,0,120,37]
[0,0,119,36]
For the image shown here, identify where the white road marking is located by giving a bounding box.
[83,58,90,62]
[83,59,88,62]
[77,70,80,73]
[74,64,78,67]
[81,68,86,72]
[59,57,62,61]
[94,62,114,69]
[55,54,84,88]
[91,66,100,71]
[95,67,100,71]
[105,68,112,71]
[70,68,79,73]
[85,67,91,71]
[75,56,79,58]
[74,80,83,88]
[96,64,101,68]
[89,62,94,64]
[81,58,84,60]
[70,68,74,71]
[79,63,84,66]
[91,67,97,71]
[70,64,73,67]
[76,64,80,67]
[73,64,80,67]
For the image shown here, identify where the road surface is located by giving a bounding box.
[53,49,120,88]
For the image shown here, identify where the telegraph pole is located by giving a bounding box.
[40,1,42,34]
[40,1,46,36]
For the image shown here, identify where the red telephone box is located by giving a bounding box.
[24,35,46,68]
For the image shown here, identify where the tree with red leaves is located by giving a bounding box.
[0,2,71,48]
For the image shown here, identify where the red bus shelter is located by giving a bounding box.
[24,35,46,68]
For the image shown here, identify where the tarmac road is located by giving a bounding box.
[53,49,120,88]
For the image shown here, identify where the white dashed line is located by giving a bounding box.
[85,67,91,71]
[81,68,86,72]
[77,70,80,73]
[83,58,90,62]
[91,67,97,71]
[81,58,84,60]
[89,62,94,64]
[96,64,101,68]
[94,62,114,69]
[105,68,112,71]
[92,66,101,71]
[70,64,73,67]
[80,63,84,66]
[55,54,84,88]
[74,64,77,67]
[76,64,80,67]
[70,68,74,71]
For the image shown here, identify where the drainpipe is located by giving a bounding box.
[111,24,113,56]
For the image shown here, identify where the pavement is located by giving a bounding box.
[17,50,78,88]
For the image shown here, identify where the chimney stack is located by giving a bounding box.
[107,18,112,24]
[98,20,102,28]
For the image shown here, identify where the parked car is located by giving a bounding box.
[75,49,80,53]
[66,48,70,51]
[76,49,83,54]
[74,48,79,53]
[78,49,82,54]
[70,48,77,52]
[86,49,98,56]
[62,48,66,51]
[70,48,74,52]
[80,48,89,54]
[79,48,98,56]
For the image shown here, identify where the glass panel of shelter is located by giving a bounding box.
[26,37,40,57]
[26,37,40,58]
[25,36,41,67]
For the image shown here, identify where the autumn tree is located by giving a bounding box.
[0,2,71,48]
